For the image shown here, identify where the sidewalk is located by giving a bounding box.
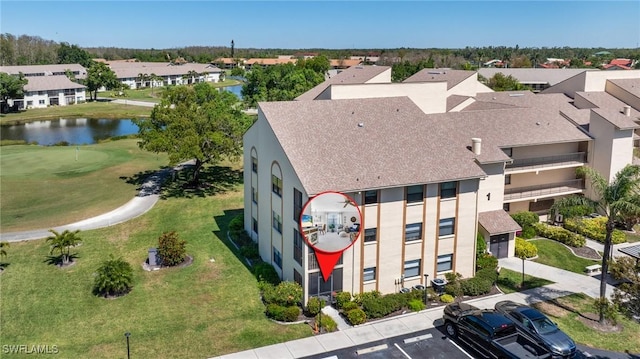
[209,257,613,359]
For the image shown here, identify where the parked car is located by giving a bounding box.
[443,302,551,359]
[494,300,576,358]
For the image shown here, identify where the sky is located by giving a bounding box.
[1,1,639,50]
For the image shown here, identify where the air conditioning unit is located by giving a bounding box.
[555,214,564,224]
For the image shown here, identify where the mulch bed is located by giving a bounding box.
[570,245,602,260]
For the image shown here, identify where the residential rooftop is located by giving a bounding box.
[403,69,475,90]
[295,65,391,101]
[24,75,86,92]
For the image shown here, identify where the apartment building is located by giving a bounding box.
[244,66,640,302]
[104,61,222,89]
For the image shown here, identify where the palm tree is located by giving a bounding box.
[0,241,9,260]
[46,229,82,265]
[93,256,134,297]
[550,164,640,323]
[136,73,150,89]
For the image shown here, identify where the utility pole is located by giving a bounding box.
[231,40,235,59]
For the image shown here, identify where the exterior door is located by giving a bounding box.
[490,234,509,258]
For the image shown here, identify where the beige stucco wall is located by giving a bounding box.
[584,70,640,92]
[511,142,582,159]
[589,110,634,183]
[449,74,483,97]
[507,167,579,188]
[366,68,393,83]
[605,81,640,111]
[328,82,447,114]
[477,163,507,212]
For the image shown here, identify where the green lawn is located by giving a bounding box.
[531,239,600,274]
[0,139,168,232]
[98,79,244,103]
[497,268,554,294]
[0,187,311,359]
[534,294,640,353]
[0,102,152,125]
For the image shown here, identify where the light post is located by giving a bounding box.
[124,332,131,359]
[423,274,429,305]
[521,256,526,289]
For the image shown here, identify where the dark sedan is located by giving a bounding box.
[495,300,576,358]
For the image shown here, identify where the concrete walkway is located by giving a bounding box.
[0,167,172,242]
[209,257,629,359]
[321,305,350,331]
[585,238,640,258]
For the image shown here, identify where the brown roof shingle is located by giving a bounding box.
[478,210,522,235]
[295,65,391,101]
[24,75,86,92]
[404,69,475,90]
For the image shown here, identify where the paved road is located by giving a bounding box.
[0,167,172,242]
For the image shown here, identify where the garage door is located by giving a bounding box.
[490,233,509,258]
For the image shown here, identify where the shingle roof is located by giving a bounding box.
[447,95,472,111]
[591,108,639,130]
[478,68,590,86]
[0,64,87,78]
[575,91,640,119]
[619,243,640,259]
[478,210,522,235]
[295,65,391,101]
[403,69,475,90]
[259,97,487,195]
[24,75,86,92]
[608,78,640,97]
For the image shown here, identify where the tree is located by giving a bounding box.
[46,229,82,265]
[86,62,119,100]
[0,72,28,110]
[609,256,640,319]
[93,256,134,297]
[134,83,252,184]
[183,70,199,85]
[0,241,9,260]
[157,231,186,266]
[486,73,530,91]
[57,42,93,68]
[550,165,640,323]
[242,62,325,107]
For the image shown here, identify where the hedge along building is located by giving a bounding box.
[243,65,639,302]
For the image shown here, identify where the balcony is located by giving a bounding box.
[308,252,343,270]
[505,152,587,173]
[504,179,585,202]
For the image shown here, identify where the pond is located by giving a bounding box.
[222,84,243,99]
[0,118,139,145]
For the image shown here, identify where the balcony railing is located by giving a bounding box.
[504,179,585,201]
[505,152,587,172]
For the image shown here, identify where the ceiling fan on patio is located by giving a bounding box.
[340,198,357,208]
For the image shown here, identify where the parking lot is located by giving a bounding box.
[301,327,474,359]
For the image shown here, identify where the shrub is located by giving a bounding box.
[267,281,303,306]
[521,226,537,239]
[476,232,487,258]
[240,243,260,260]
[265,303,285,321]
[564,217,626,244]
[157,231,186,266]
[408,299,425,312]
[515,237,538,258]
[361,295,394,319]
[306,296,325,316]
[511,211,540,228]
[346,308,367,325]
[533,222,586,247]
[461,276,493,296]
[353,290,381,306]
[342,301,358,312]
[440,294,455,303]
[476,254,498,270]
[229,215,244,234]
[93,257,134,297]
[316,313,338,332]
[253,262,280,285]
[283,306,301,322]
[335,291,352,309]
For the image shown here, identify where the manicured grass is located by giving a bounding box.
[0,139,168,232]
[98,79,244,103]
[0,102,152,125]
[0,189,311,359]
[497,268,554,294]
[531,239,600,274]
[534,293,640,353]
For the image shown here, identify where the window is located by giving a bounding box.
[504,174,511,185]
[272,211,282,233]
[503,203,510,212]
[293,269,302,285]
[271,175,282,196]
[404,259,421,278]
[39,99,45,105]
[503,147,513,157]
[406,185,424,203]
[38,91,45,95]
[27,101,33,106]
[405,223,422,242]
[251,186,258,204]
[440,182,457,199]
[293,188,303,222]
[439,218,455,236]
[437,254,453,272]
[252,156,258,173]
[252,217,258,234]
[293,229,302,265]
[363,267,376,282]
[273,247,282,269]
[364,228,377,243]
[364,190,378,205]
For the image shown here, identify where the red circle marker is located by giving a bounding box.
[299,191,363,281]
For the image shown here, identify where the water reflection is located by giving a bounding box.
[1,118,139,145]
